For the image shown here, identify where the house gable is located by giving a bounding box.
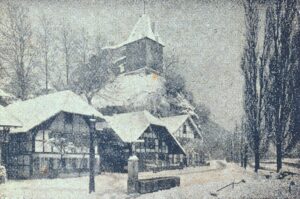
[161,115,202,140]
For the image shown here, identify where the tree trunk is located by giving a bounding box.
[45,53,49,94]
[254,150,259,172]
[243,144,248,169]
[276,142,282,172]
[240,151,244,167]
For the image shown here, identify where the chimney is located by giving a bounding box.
[151,22,156,33]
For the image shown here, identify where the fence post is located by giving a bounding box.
[128,155,139,194]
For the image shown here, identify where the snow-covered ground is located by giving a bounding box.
[0,161,299,199]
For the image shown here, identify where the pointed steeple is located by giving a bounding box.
[123,14,164,46]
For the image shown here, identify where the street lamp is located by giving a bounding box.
[89,116,96,193]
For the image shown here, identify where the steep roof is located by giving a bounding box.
[105,110,163,143]
[5,91,103,133]
[160,115,189,134]
[123,14,164,46]
[0,105,22,128]
[103,14,164,50]
[106,110,186,154]
[161,114,203,139]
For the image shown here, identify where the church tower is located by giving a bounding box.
[102,14,164,75]
[123,14,164,73]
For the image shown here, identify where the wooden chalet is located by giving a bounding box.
[99,111,186,172]
[161,114,206,166]
[3,91,104,179]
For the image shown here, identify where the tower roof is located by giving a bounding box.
[102,14,165,50]
[123,14,164,46]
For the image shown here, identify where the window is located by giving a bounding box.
[155,139,159,152]
[162,142,167,153]
[65,114,73,124]
[183,124,187,134]
[35,130,47,152]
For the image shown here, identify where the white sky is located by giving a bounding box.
[16,0,247,131]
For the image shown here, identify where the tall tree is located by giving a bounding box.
[0,2,37,100]
[241,0,273,172]
[267,0,297,172]
[59,20,76,87]
[286,9,300,153]
[76,27,91,66]
[37,14,55,94]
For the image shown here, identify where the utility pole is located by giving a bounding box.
[143,0,146,14]
[89,116,96,193]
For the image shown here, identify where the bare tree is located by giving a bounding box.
[76,27,92,65]
[37,14,56,94]
[163,53,186,97]
[0,2,37,100]
[58,20,76,87]
[48,136,75,172]
[71,52,114,105]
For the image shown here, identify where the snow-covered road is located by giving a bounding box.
[0,161,299,199]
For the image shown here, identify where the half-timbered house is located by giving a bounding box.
[99,111,186,172]
[160,114,206,166]
[4,91,104,179]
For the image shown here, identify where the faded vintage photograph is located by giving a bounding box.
[0,0,299,198]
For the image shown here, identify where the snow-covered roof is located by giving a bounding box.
[0,105,22,128]
[124,14,164,46]
[103,14,164,50]
[5,91,104,133]
[161,114,203,139]
[105,110,163,143]
[106,110,186,154]
[92,68,165,109]
[102,42,125,50]
[160,115,189,134]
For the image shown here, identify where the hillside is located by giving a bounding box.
[92,68,195,116]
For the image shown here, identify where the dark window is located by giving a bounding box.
[183,124,187,134]
[65,114,73,124]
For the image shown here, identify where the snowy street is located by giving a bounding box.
[0,161,299,199]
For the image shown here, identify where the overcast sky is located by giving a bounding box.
[14,0,246,131]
